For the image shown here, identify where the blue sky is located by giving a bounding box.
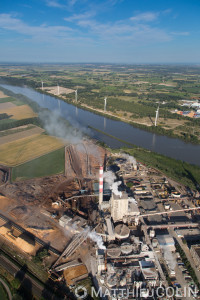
[0,0,200,63]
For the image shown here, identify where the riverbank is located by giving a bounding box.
[1,83,200,167]
[36,87,200,145]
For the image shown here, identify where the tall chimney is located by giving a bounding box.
[99,166,103,208]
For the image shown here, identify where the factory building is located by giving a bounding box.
[139,260,158,281]
[111,192,128,222]
[110,192,140,222]
[175,227,200,241]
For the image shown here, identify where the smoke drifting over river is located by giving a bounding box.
[39,110,86,143]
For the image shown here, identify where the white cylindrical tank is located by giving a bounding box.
[107,244,121,258]
[121,243,132,255]
[114,224,130,240]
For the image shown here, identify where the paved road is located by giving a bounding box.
[0,278,12,300]
[170,228,200,283]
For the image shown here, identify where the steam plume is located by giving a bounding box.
[121,153,137,167]
[39,109,88,143]
[88,231,106,250]
[103,171,122,197]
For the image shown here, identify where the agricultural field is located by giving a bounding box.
[0,104,37,120]
[11,147,65,181]
[0,134,65,166]
[0,126,44,145]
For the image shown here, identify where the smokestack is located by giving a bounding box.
[57,84,60,96]
[99,165,103,208]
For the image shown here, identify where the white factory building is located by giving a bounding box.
[110,192,140,222]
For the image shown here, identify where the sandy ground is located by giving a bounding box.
[42,86,75,96]
[64,265,88,285]
[0,126,44,146]
[0,91,9,99]
[0,102,16,110]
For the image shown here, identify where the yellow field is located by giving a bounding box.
[0,104,37,120]
[0,134,64,166]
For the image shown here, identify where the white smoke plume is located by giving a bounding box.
[103,171,122,197]
[103,171,116,186]
[161,245,176,271]
[39,109,87,144]
[128,197,137,204]
[111,181,122,197]
[121,153,137,167]
[88,231,106,250]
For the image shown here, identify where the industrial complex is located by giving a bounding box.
[0,139,200,299]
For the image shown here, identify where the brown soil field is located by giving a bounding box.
[0,196,15,210]
[64,265,88,285]
[0,104,37,120]
[0,102,16,110]
[0,126,44,146]
[0,91,9,99]
[0,134,64,166]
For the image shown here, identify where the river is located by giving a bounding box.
[1,84,200,166]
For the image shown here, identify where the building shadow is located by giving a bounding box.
[15,264,33,300]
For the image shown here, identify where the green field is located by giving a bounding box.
[12,147,65,181]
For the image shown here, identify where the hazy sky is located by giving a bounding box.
[1,0,200,63]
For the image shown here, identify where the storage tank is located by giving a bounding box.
[121,243,132,255]
[107,244,121,258]
[114,224,130,240]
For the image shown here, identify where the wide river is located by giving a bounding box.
[1,84,200,166]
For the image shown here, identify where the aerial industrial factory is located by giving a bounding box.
[0,140,200,299]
